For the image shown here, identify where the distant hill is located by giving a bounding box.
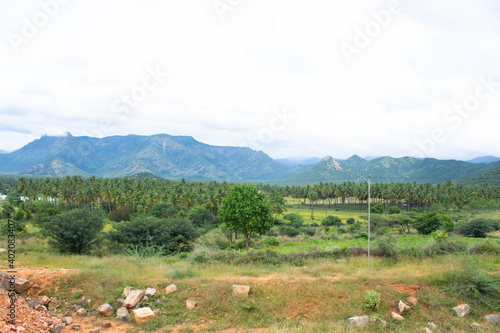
[461,167,500,187]
[275,156,322,168]
[0,150,8,154]
[467,156,500,164]
[283,155,500,185]
[2,133,500,184]
[0,133,302,181]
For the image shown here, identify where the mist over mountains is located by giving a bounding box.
[0,133,499,185]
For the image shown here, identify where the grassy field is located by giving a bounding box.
[1,207,500,332]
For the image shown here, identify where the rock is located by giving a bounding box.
[101,321,112,328]
[122,286,134,297]
[428,322,437,329]
[484,314,500,324]
[53,325,65,333]
[25,298,41,309]
[471,322,482,328]
[132,307,155,324]
[165,284,178,295]
[186,300,196,309]
[71,324,81,330]
[77,299,86,307]
[14,277,31,294]
[116,307,128,318]
[124,290,144,308]
[34,304,44,311]
[398,300,411,313]
[98,303,113,317]
[453,304,470,317]
[41,296,51,305]
[64,311,72,316]
[378,318,387,327]
[391,312,405,321]
[232,284,250,297]
[76,308,87,317]
[347,315,369,327]
[145,287,156,297]
[142,296,149,302]
[423,328,433,333]
[407,297,418,305]
[64,317,72,325]
[48,298,61,311]
[89,329,100,333]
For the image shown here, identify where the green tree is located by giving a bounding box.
[42,209,104,254]
[269,189,287,219]
[414,211,454,235]
[218,184,273,250]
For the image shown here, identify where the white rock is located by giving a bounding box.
[347,315,369,327]
[124,290,144,308]
[186,300,196,309]
[391,312,405,321]
[145,287,156,297]
[165,284,178,295]
[428,322,437,329]
[232,284,250,297]
[398,300,410,313]
[132,307,155,324]
[122,286,134,297]
[116,307,128,318]
[453,304,470,317]
[76,308,87,317]
[97,303,113,317]
[484,314,500,324]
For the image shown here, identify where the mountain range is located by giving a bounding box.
[0,133,499,185]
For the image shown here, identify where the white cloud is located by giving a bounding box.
[0,0,499,160]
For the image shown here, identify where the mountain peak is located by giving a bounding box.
[321,155,334,162]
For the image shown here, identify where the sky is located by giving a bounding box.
[1,0,500,160]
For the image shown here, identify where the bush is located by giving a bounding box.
[321,216,342,226]
[291,221,303,229]
[346,217,355,224]
[375,234,398,257]
[110,216,198,254]
[415,212,454,235]
[457,219,495,238]
[265,227,278,237]
[388,206,400,214]
[364,290,381,311]
[370,203,384,214]
[42,209,104,254]
[109,204,135,222]
[0,219,27,236]
[262,237,280,247]
[187,207,215,227]
[197,229,231,250]
[301,226,316,236]
[283,213,305,224]
[279,226,301,237]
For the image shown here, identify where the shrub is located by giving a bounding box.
[346,217,355,224]
[457,219,495,238]
[265,227,278,237]
[388,206,400,214]
[321,216,342,226]
[0,219,27,236]
[283,213,305,224]
[364,290,381,311]
[415,212,454,235]
[42,209,104,254]
[425,237,467,256]
[471,240,500,255]
[197,229,231,250]
[291,221,303,229]
[438,256,500,309]
[279,226,300,237]
[236,240,255,250]
[110,216,198,254]
[370,203,384,214]
[261,236,280,247]
[375,234,398,257]
[301,226,316,236]
[109,204,135,222]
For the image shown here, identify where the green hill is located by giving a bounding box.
[461,167,500,187]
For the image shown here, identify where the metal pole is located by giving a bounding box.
[368,176,371,270]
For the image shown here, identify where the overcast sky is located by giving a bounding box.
[1,0,500,160]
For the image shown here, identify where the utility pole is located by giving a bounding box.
[368,176,371,270]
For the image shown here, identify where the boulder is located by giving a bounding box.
[232,284,250,297]
[132,307,155,324]
[124,290,144,308]
[76,308,87,317]
[122,286,134,297]
[116,307,128,318]
[407,297,418,305]
[145,287,156,297]
[391,312,404,321]
[484,314,500,324]
[398,300,410,313]
[165,284,178,295]
[453,304,470,317]
[98,303,113,317]
[347,315,369,327]
[186,300,196,309]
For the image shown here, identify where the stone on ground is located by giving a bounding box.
[186,300,196,309]
[232,284,250,297]
[165,284,178,295]
[398,300,410,313]
[116,307,128,318]
[145,287,156,297]
[98,303,113,317]
[407,296,418,305]
[123,290,144,308]
[453,304,470,317]
[122,286,134,297]
[347,315,369,327]
[391,312,404,321]
[484,314,500,324]
[133,307,155,324]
